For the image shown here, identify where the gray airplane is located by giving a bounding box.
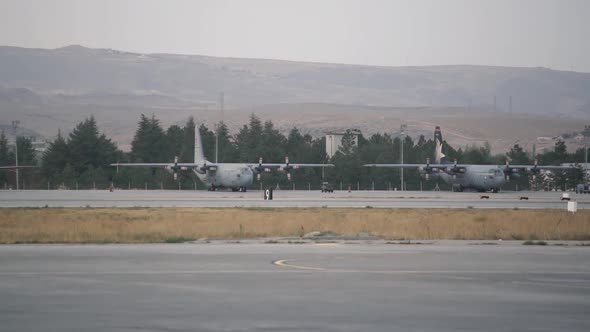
[112,126,333,192]
[365,126,575,192]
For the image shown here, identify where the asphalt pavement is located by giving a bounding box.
[0,189,588,209]
[0,242,589,331]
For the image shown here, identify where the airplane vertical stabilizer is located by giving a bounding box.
[434,126,446,164]
[194,125,206,164]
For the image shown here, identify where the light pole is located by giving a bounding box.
[399,124,407,191]
[584,126,589,168]
[584,125,590,178]
[216,92,224,163]
[11,120,20,190]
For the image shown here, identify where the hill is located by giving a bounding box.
[0,45,588,152]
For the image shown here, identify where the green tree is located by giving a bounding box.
[235,114,265,163]
[166,124,184,159]
[0,131,10,186]
[216,121,238,162]
[41,130,69,186]
[199,123,216,161]
[131,114,168,162]
[179,117,196,162]
[506,144,531,164]
[16,136,36,166]
[67,116,118,188]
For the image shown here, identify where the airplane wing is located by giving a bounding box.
[110,163,202,167]
[110,160,217,180]
[364,163,468,172]
[364,163,429,168]
[247,163,334,169]
[500,163,578,171]
[247,156,334,172]
[0,165,37,170]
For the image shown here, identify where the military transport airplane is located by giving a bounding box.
[365,126,576,192]
[112,126,333,192]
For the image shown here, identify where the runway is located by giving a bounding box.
[1,242,589,331]
[0,189,588,209]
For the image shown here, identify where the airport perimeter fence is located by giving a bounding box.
[2,179,546,192]
[3,180,427,191]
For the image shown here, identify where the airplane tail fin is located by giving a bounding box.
[434,126,446,164]
[194,125,206,164]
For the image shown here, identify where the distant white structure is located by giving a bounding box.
[325,129,361,158]
[31,139,48,155]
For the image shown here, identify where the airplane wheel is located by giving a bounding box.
[491,189,499,193]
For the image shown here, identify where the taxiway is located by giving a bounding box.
[0,242,588,331]
[0,189,588,209]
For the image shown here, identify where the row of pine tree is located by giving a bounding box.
[0,114,587,191]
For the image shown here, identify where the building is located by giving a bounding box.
[325,129,361,158]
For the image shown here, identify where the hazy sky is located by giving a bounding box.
[1,0,589,71]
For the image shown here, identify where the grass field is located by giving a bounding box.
[0,208,589,243]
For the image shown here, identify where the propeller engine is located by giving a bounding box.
[421,158,433,180]
[253,157,265,181]
[530,159,539,181]
[166,156,181,181]
[279,156,296,181]
[504,160,513,181]
[448,159,462,179]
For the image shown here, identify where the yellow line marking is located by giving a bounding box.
[273,259,325,271]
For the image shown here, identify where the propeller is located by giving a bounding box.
[446,158,461,176]
[532,159,539,181]
[282,156,294,181]
[423,158,432,181]
[171,156,180,181]
[504,160,512,181]
[254,157,264,181]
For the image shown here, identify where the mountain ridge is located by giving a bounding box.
[0,45,588,153]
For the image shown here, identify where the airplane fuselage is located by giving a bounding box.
[193,163,254,190]
[434,165,506,192]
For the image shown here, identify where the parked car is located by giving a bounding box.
[321,182,334,193]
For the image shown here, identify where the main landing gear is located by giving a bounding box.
[209,186,248,192]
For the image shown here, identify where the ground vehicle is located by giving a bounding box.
[576,183,590,194]
[321,182,334,193]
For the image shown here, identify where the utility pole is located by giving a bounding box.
[216,92,224,163]
[400,124,407,191]
[11,120,20,190]
[493,95,497,112]
[584,126,590,175]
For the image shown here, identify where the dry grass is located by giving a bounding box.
[0,208,589,243]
